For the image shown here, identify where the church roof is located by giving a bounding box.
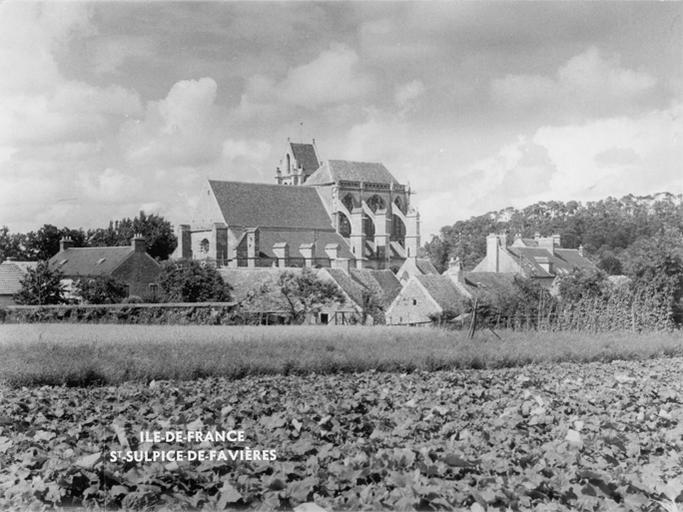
[306,160,400,186]
[208,180,334,230]
[290,143,320,175]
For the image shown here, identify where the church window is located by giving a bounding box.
[391,215,405,240]
[342,193,355,212]
[367,195,385,213]
[412,299,417,306]
[394,196,404,213]
[338,213,351,238]
[200,238,210,254]
[286,154,291,173]
[363,216,375,241]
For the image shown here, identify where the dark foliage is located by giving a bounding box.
[87,211,177,260]
[74,276,129,304]
[1,225,86,261]
[158,260,231,303]
[13,261,67,305]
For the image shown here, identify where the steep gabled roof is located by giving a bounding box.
[0,262,34,295]
[208,180,334,230]
[290,143,320,176]
[415,274,465,311]
[49,247,135,277]
[306,160,400,186]
[323,268,365,307]
[416,258,439,275]
[350,268,402,307]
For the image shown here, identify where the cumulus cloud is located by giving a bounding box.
[491,47,658,119]
[237,44,373,116]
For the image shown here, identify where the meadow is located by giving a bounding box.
[1,323,682,387]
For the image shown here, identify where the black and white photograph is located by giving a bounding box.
[0,1,682,510]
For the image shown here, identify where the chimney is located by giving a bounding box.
[445,256,464,282]
[131,233,146,253]
[299,242,315,267]
[538,237,555,255]
[486,233,500,272]
[59,236,74,252]
[272,242,289,268]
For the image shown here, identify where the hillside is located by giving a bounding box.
[424,192,683,273]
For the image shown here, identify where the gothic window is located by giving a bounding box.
[338,213,351,238]
[363,216,375,241]
[367,194,385,213]
[286,154,291,173]
[342,193,355,212]
[394,196,404,213]
[199,238,210,254]
[391,214,406,240]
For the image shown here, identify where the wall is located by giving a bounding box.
[386,279,440,325]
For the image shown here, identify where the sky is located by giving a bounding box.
[0,2,681,238]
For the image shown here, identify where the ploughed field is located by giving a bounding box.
[1,356,682,510]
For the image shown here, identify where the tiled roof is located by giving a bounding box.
[416,258,439,275]
[290,143,320,176]
[209,180,334,230]
[324,268,365,307]
[416,274,465,311]
[257,229,354,260]
[349,268,402,307]
[306,160,400,186]
[219,267,294,311]
[0,262,31,295]
[462,272,517,302]
[507,246,595,278]
[48,247,135,277]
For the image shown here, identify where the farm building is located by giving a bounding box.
[174,139,420,270]
[48,235,161,299]
[0,260,36,305]
[386,258,517,325]
[395,257,439,284]
[473,233,596,290]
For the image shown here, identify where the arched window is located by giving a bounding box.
[338,213,351,238]
[342,193,355,212]
[367,195,385,213]
[391,215,405,240]
[363,216,375,241]
[199,238,210,254]
[394,196,404,213]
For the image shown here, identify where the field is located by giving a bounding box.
[1,325,682,510]
[1,324,683,387]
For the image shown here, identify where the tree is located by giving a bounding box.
[158,260,231,302]
[75,276,129,304]
[14,261,67,305]
[277,267,345,324]
[556,268,608,302]
[88,211,177,260]
[598,253,623,275]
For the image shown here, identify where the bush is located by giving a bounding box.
[158,260,232,302]
[74,276,128,304]
[13,261,67,305]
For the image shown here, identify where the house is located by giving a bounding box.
[395,257,439,284]
[219,267,360,325]
[472,233,596,290]
[348,268,402,309]
[174,139,420,270]
[0,260,36,305]
[48,235,161,299]
[386,258,517,326]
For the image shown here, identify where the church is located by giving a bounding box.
[174,140,421,270]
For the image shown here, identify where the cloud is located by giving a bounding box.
[120,77,225,167]
[237,44,373,116]
[91,36,157,75]
[394,80,425,111]
[491,47,658,119]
